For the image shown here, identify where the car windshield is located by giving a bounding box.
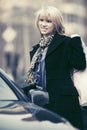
[0,77,18,100]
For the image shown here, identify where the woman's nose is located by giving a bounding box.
[42,21,47,26]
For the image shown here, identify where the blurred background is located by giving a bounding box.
[0,0,87,81]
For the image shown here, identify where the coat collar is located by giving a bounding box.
[31,33,65,56]
[46,33,65,56]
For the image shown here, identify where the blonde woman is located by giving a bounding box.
[25,6,86,130]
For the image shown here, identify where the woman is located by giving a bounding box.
[25,6,86,130]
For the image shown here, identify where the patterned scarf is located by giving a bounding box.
[25,34,54,85]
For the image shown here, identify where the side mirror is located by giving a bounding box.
[28,89,49,107]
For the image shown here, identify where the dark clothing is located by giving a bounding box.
[30,33,86,130]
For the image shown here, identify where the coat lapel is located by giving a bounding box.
[30,33,65,58]
[30,44,39,59]
[46,33,65,56]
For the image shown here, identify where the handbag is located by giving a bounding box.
[72,47,87,105]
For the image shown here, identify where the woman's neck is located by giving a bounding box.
[42,33,55,39]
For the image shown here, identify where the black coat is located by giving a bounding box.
[30,33,86,129]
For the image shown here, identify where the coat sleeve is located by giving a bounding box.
[69,36,86,70]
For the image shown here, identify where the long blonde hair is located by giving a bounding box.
[35,6,65,35]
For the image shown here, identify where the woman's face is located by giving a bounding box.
[38,16,54,36]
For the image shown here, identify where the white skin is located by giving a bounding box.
[38,16,54,37]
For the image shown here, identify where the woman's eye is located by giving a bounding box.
[39,19,44,21]
[46,20,52,23]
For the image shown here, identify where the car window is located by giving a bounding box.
[0,77,18,100]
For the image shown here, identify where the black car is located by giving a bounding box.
[0,68,78,130]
